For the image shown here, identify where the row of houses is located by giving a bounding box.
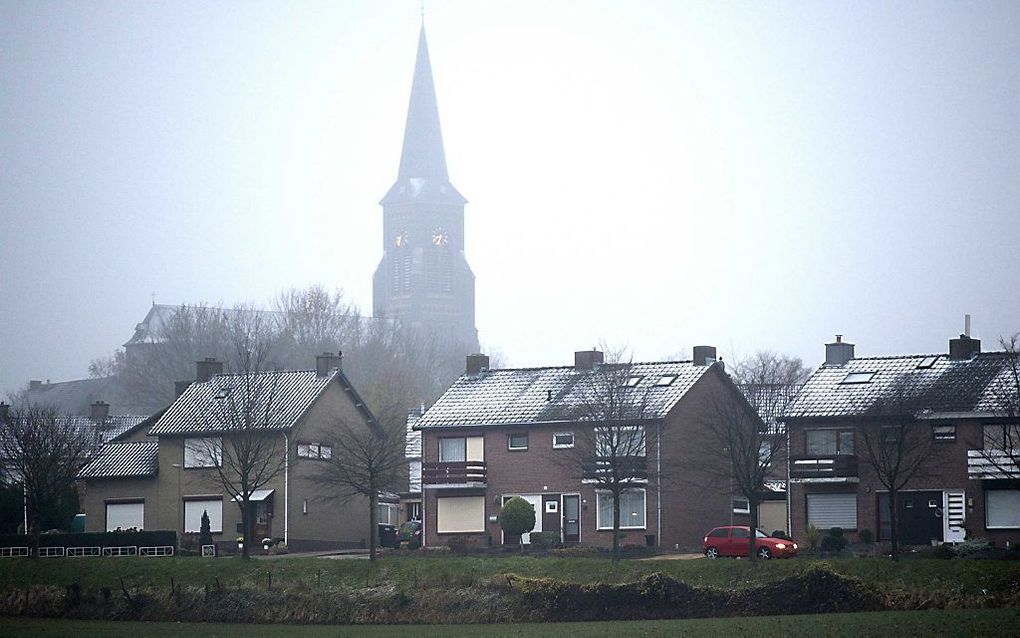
[60,329,1020,552]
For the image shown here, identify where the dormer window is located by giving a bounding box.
[841,371,875,384]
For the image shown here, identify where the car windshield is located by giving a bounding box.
[755,529,768,538]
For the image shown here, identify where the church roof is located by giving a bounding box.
[381,26,466,206]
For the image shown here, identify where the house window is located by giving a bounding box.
[184,499,223,533]
[732,497,750,515]
[805,429,854,456]
[654,375,677,387]
[597,489,646,530]
[983,424,1019,450]
[806,493,857,530]
[508,434,529,451]
[596,426,646,457]
[105,501,144,532]
[297,442,332,460]
[439,437,467,462]
[917,356,939,369]
[436,496,485,533]
[377,502,399,526]
[932,424,956,441]
[553,433,575,449]
[986,490,1020,529]
[184,437,222,468]
[841,371,876,384]
[624,376,642,388]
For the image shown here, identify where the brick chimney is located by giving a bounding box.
[466,354,490,376]
[574,349,605,371]
[316,351,343,377]
[29,380,42,391]
[693,345,717,366]
[89,401,110,421]
[825,335,855,366]
[196,357,223,383]
[949,335,981,360]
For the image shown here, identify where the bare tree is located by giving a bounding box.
[857,376,937,560]
[313,404,407,561]
[193,308,288,559]
[0,403,101,555]
[976,334,1020,480]
[554,351,656,559]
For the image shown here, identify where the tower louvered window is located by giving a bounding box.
[391,253,411,294]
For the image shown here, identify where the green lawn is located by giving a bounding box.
[0,554,1016,595]
[2,609,1018,637]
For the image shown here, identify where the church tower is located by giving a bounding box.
[373,25,478,352]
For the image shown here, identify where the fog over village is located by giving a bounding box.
[2,2,1020,635]
[3,1,1018,397]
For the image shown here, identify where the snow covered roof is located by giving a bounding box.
[79,441,159,479]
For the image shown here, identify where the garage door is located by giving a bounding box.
[806,493,857,530]
[106,502,144,531]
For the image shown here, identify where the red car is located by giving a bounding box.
[702,526,798,559]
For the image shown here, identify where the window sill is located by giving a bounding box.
[596,526,647,531]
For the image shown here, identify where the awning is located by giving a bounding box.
[232,489,274,502]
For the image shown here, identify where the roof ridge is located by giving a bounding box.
[472,360,698,374]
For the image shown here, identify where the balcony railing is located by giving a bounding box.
[967,449,1019,480]
[789,454,858,480]
[422,461,487,486]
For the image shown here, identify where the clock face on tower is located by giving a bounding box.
[394,230,409,248]
[431,227,448,246]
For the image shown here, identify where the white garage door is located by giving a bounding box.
[106,502,144,531]
[806,493,857,530]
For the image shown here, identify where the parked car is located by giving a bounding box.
[398,520,422,550]
[702,526,798,559]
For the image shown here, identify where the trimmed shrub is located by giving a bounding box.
[500,497,535,545]
[820,528,848,553]
[858,528,873,544]
[528,532,559,550]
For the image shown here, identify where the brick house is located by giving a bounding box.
[415,348,757,551]
[784,333,1020,546]
[79,353,386,551]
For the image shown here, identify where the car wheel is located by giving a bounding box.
[757,546,771,560]
[705,546,719,559]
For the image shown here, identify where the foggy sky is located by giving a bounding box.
[2,0,1019,397]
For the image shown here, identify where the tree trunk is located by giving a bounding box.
[28,497,40,560]
[748,499,759,561]
[889,490,899,561]
[612,488,621,561]
[240,499,251,560]
[368,491,378,561]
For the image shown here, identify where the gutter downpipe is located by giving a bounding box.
[656,421,662,548]
[284,432,290,546]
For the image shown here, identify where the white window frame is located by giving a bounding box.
[508,433,529,451]
[105,501,144,532]
[985,489,1020,529]
[184,498,223,533]
[439,437,467,462]
[184,437,222,468]
[732,497,750,515]
[377,502,399,526]
[806,493,858,530]
[595,425,646,458]
[552,432,575,449]
[596,489,647,530]
[297,442,332,460]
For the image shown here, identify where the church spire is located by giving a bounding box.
[397,25,448,182]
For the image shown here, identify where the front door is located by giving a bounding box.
[562,495,580,543]
[879,491,943,544]
[254,498,272,540]
[542,494,561,540]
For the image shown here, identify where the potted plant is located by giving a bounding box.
[262,537,273,551]
[236,536,244,550]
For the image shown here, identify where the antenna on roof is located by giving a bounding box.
[964,314,971,338]
[420,0,425,25]
[151,291,156,306]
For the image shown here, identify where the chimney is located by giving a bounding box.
[574,349,604,371]
[316,351,343,377]
[29,380,42,391]
[174,380,192,398]
[693,345,717,366]
[89,400,110,421]
[466,353,490,376]
[195,357,223,383]
[825,335,855,366]
[949,335,981,360]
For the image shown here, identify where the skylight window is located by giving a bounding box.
[917,356,939,369]
[841,372,876,384]
[655,375,677,387]
[624,376,642,388]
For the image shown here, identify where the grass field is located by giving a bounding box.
[0,554,1016,596]
[2,608,1019,637]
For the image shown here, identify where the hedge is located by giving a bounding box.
[0,530,177,549]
